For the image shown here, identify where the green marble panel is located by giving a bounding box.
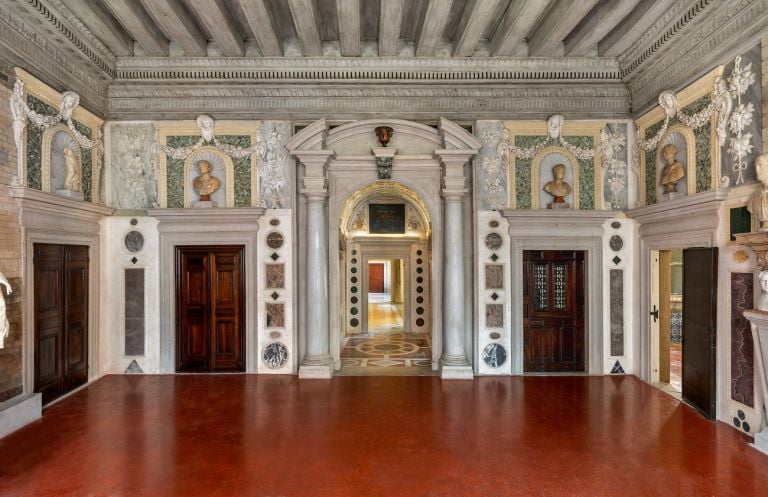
[73,120,93,202]
[644,121,665,205]
[218,135,252,207]
[514,135,549,209]
[25,96,57,190]
[563,136,595,210]
[682,96,713,193]
[166,136,197,208]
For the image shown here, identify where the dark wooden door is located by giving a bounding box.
[369,263,385,293]
[177,246,244,372]
[682,247,718,419]
[523,250,585,372]
[34,244,89,404]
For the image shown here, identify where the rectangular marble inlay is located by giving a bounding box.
[265,264,285,289]
[731,272,754,407]
[125,268,145,356]
[266,303,285,328]
[486,304,503,328]
[610,269,623,357]
[485,264,503,290]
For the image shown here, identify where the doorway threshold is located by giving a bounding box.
[335,367,436,377]
[651,382,683,401]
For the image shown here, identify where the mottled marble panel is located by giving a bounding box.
[217,135,251,207]
[514,135,548,209]
[26,96,57,191]
[610,269,624,357]
[562,136,595,210]
[475,121,507,210]
[603,123,629,210]
[682,95,713,193]
[485,264,503,290]
[266,303,285,328]
[166,136,197,208]
[124,268,145,356]
[73,120,93,202]
[731,272,754,407]
[265,264,285,289]
[110,123,158,208]
[486,304,503,328]
[645,121,663,205]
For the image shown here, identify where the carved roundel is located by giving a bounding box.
[266,231,284,249]
[482,343,507,369]
[609,235,624,252]
[262,342,288,369]
[124,231,144,253]
[485,233,503,250]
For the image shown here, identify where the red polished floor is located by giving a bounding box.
[1,375,766,497]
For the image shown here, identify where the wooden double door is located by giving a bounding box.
[176,246,245,372]
[34,244,89,405]
[523,250,585,372]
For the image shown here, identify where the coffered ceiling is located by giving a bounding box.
[1,0,766,119]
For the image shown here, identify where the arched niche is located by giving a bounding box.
[657,124,696,199]
[183,146,235,207]
[41,124,82,194]
[531,146,580,209]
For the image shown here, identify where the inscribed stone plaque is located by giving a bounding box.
[485,264,504,289]
[369,204,405,234]
[731,272,754,406]
[266,231,284,249]
[266,303,285,328]
[265,264,285,289]
[124,268,145,356]
[486,304,503,328]
[609,269,624,356]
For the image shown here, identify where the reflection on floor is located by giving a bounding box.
[339,332,433,376]
[367,294,404,333]
[670,343,682,392]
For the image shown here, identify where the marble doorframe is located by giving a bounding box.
[149,208,265,373]
[502,210,612,375]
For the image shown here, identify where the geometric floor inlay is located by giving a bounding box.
[338,331,434,375]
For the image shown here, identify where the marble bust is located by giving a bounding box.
[543,163,571,205]
[63,147,81,192]
[0,271,11,349]
[659,144,685,194]
[748,153,768,230]
[193,160,221,201]
[547,115,564,140]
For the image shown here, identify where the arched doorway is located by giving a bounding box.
[337,182,432,374]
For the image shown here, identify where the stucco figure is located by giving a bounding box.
[748,153,768,230]
[0,271,11,349]
[658,91,678,119]
[196,114,216,143]
[547,115,565,140]
[193,159,221,201]
[543,163,571,204]
[59,91,80,121]
[659,144,685,194]
[63,147,81,192]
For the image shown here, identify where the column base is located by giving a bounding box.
[440,364,474,380]
[298,356,334,379]
[750,429,768,456]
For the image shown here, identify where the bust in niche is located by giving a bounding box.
[192,160,221,201]
[748,153,768,230]
[63,147,81,192]
[543,163,571,208]
[659,144,685,194]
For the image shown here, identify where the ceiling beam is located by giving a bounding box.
[453,0,503,56]
[65,0,134,56]
[490,0,551,56]
[186,0,244,56]
[527,0,600,57]
[141,0,207,56]
[415,0,452,56]
[336,0,360,56]
[103,0,169,56]
[378,0,403,56]
[598,0,677,57]
[237,0,283,56]
[564,0,638,56]
[287,0,323,56]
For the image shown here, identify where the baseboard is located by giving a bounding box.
[0,393,42,439]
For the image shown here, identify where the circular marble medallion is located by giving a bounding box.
[270,218,280,226]
[482,343,507,368]
[350,318,359,327]
[611,221,621,229]
[262,342,288,369]
[266,232,284,249]
[124,231,144,253]
[485,233,503,250]
[489,220,500,228]
[416,318,425,327]
[130,218,138,226]
[609,235,624,252]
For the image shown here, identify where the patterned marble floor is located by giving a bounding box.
[367,299,405,333]
[338,332,434,375]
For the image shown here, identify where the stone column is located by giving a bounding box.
[437,150,474,379]
[297,151,335,379]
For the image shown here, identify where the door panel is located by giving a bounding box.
[369,263,385,293]
[523,250,585,372]
[177,247,244,372]
[34,244,88,405]
[682,247,718,419]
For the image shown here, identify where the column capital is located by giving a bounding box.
[296,150,335,200]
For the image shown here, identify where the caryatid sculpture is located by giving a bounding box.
[0,271,12,349]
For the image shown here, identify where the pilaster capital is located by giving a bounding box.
[296,150,334,201]
[372,147,397,159]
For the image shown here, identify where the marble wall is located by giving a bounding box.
[107,123,158,209]
[731,272,754,407]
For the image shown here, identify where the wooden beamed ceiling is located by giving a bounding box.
[63,0,668,58]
